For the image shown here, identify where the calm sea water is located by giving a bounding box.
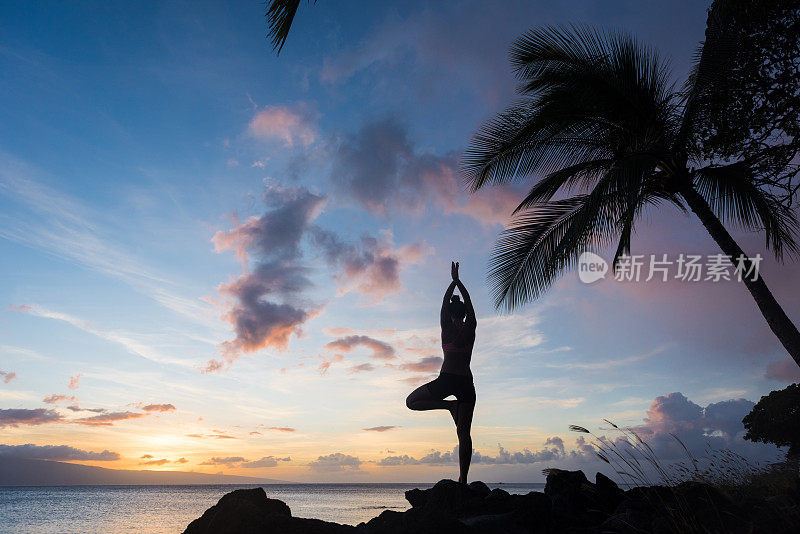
[0,483,543,533]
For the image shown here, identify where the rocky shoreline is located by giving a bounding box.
[183,469,798,533]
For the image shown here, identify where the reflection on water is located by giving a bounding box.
[0,483,543,533]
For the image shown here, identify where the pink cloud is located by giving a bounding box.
[0,370,17,384]
[765,357,800,382]
[363,426,399,432]
[349,363,375,373]
[43,394,76,404]
[325,335,395,360]
[68,373,82,390]
[141,403,176,413]
[0,408,63,427]
[248,104,318,147]
[74,411,147,427]
[313,228,428,303]
[395,356,443,373]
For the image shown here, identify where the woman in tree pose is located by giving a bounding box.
[406,261,477,483]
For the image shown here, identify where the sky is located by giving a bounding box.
[1,0,798,483]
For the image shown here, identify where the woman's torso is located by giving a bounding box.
[440,321,475,377]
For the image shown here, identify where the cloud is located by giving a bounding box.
[241,456,279,468]
[186,432,239,440]
[262,426,295,432]
[312,228,426,302]
[66,405,105,413]
[175,457,188,463]
[208,186,326,371]
[377,439,584,466]
[43,394,76,404]
[200,456,247,466]
[621,392,783,465]
[141,454,153,459]
[764,357,800,382]
[141,403,176,413]
[363,426,399,432]
[0,370,17,384]
[0,443,120,461]
[328,117,519,225]
[140,458,170,466]
[249,104,318,147]
[0,408,63,427]
[349,363,375,373]
[325,335,395,360]
[396,356,442,373]
[11,305,192,367]
[73,411,147,427]
[68,374,82,390]
[308,452,362,472]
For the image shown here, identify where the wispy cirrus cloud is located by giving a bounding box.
[11,304,195,368]
[0,159,220,330]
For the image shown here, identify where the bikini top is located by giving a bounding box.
[442,324,474,353]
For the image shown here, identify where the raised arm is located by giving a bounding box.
[441,279,458,328]
[455,279,476,326]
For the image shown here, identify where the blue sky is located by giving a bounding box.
[1,0,797,482]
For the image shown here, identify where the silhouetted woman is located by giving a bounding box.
[406,261,476,483]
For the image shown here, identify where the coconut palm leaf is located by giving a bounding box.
[266,0,316,55]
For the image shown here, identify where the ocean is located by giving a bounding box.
[0,483,544,533]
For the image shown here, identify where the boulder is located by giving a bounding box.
[594,472,625,514]
[544,469,600,527]
[406,479,486,517]
[183,487,354,534]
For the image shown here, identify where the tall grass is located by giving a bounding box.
[565,420,799,532]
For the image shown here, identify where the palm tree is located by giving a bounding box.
[462,20,800,366]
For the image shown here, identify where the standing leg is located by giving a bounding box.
[456,401,475,484]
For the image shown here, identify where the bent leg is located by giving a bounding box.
[456,401,474,484]
[406,382,455,413]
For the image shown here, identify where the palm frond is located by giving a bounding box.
[694,162,800,259]
[266,0,315,55]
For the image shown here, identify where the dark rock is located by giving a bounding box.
[183,487,354,534]
[404,487,428,509]
[410,479,486,517]
[600,498,656,534]
[544,469,600,527]
[594,472,625,514]
[507,491,552,534]
[461,512,526,533]
[359,506,473,534]
[467,480,491,497]
[485,488,511,503]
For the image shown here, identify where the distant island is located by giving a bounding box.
[0,458,289,486]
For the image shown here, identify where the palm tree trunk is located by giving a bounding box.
[679,185,800,367]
